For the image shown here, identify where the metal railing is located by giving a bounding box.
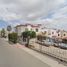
[18,37,67,62]
[29,40,67,62]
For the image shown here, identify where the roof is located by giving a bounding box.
[15,23,41,28]
[15,24,27,27]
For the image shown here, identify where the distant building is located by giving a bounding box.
[40,27,67,39]
[41,28,58,38]
[15,23,67,39]
[15,23,41,36]
[61,30,67,39]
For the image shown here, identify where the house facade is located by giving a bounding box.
[15,23,67,39]
[15,24,41,36]
[40,27,67,39]
[61,30,67,39]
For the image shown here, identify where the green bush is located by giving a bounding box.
[30,31,36,38]
[8,32,18,43]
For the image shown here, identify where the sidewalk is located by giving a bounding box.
[2,38,8,41]
[13,43,66,67]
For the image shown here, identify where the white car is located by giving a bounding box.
[42,40,54,47]
[59,43,67,49]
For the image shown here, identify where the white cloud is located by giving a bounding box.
[0,0,65,21]
[0,0,67,30]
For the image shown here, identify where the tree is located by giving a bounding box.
[22,31,36,47]
[1,28,5,37]
[7,25,12,33]
[30,31,36,38]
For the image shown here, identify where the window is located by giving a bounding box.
[64,34,66,36]
[52,32,54,34]
[44,31,47,34]
[58,34,60,36]
[36,28,38,32]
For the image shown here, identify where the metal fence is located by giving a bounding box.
[18,37,67,62]
[29,40,67,62]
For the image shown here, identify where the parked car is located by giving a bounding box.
[58,43,67,49]
[41,40,54,47]
[44,41,52,47]
[53,43,59,47]
[36,40,42,45]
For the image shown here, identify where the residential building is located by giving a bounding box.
[40,27,67,39]
[61,30,67,39]
[15,23,67,39]
[40,27,58,38]
[15,23,41,36]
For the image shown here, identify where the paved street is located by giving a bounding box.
[0,38,49,67]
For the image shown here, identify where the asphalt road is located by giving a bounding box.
[0,38,50,67]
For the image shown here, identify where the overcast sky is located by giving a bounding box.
[0,0,67,30]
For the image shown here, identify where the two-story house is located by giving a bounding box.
[15,23,41,36]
